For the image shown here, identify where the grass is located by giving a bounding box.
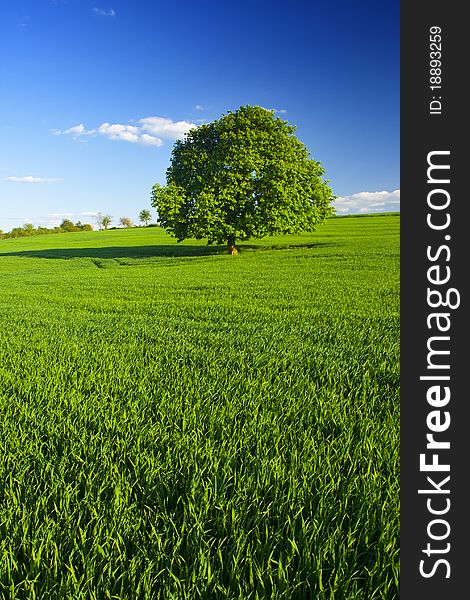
[0,215,399,599]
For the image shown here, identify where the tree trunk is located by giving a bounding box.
[227,235,238,255]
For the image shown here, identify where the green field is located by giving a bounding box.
[0,215,399,599]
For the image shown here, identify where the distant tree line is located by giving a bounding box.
[0,209,158,239]
[0,219,93,240]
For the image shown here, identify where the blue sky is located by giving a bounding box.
[0,0,399,232]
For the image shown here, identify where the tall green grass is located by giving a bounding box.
[0,216,399,599]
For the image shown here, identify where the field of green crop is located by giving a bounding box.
[0,215,399,599]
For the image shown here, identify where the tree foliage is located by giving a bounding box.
[120,217,134,228]
[151,105,334,254]
[1,220,92,239]
[139,209,152,226]
[60,219,79,232]
[99,214,113,230]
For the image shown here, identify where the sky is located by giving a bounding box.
[0,0,400,233]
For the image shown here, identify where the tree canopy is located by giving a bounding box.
[98,214,113,230]
[139,209,152,226]
[151,105,334,254]
[120,216,134,228]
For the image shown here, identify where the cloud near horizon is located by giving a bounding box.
[333,189,400,214]
[35,212,100,228]
[4,175,62,184]
[52,116,197,147]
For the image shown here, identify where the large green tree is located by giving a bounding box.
[151,105,334,255]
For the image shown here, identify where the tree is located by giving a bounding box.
[139,209,152,226]
[60,219,79,232]
[120,216,134,228]
[151,105,334,255]
[23,223,35,234]
[99,214,113,230]
[74,221,93,231]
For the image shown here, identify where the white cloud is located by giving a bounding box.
[62,124,87,136]
[138,116,197,140]
[140,133,164,146]
[92,8,116,17]
[35,212,99,229]
[51,123,96,137]
[98,122,138,143]
[194,104,205,111]
[261,107,287,114]
[97,122,164,146]
[4,175,62,184]
[53,116,197,147]
[333,189,400,214]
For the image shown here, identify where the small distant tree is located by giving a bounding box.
[99,214,113,230]
[120,216,133,228]
[23,223,35,234]
[139,209,152,226]
[60,219,79,232]
[73,221,93,231]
